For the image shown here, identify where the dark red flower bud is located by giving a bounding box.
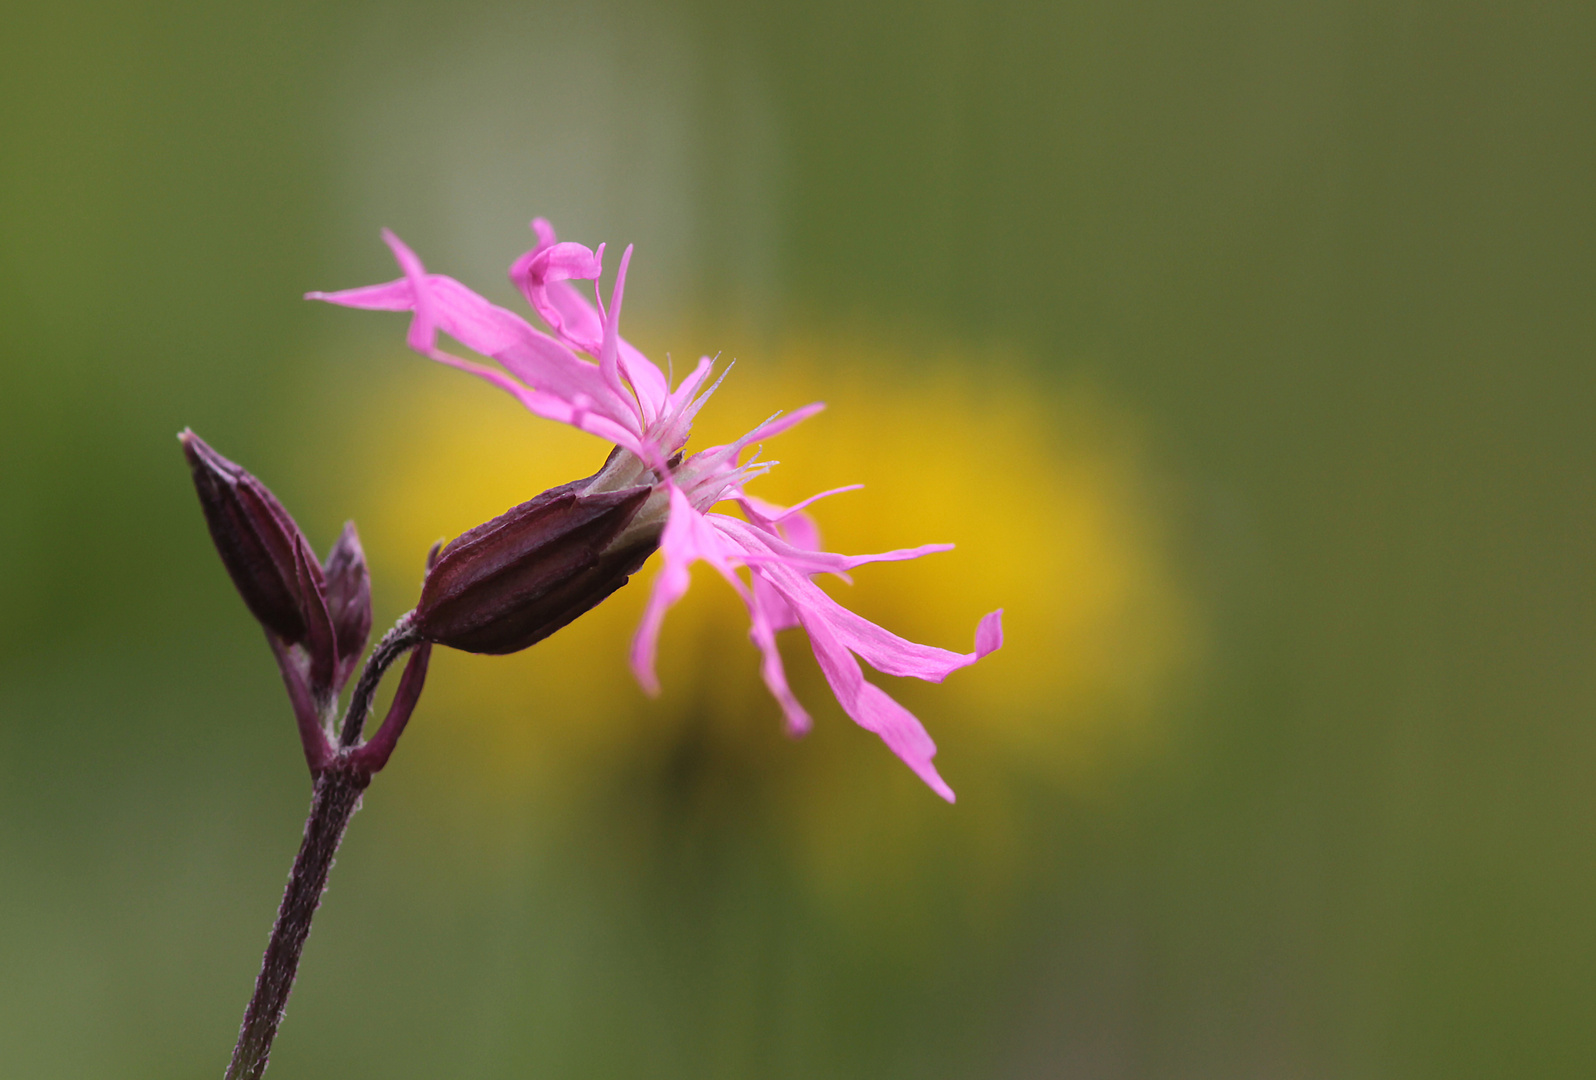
[322,521,373,692]
[180,429,339,692]
[414,459,663,655]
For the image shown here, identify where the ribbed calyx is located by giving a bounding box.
[414,449,666,655]
[182,429,326,649]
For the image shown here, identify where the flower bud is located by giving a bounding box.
[415,465,662,656]
[322,521,373,693]
[180,429,338,691]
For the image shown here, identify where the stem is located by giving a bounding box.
[224,766,364,1080]
[349,642,433,774]
[224,611,425,1079]
[339,612,419,747]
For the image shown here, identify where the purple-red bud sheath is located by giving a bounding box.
[323,521,373,692]
[415,476,660,655]
[180,430,340,690]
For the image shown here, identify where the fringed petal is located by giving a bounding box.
[511,224,671,425]
[975,609,1004,658]
[311,231,640,437]
[736,487,864,551]
[740,579,812,735]
[630,485,732,692]
[715,514,951,577]
[730,528,989,682]
[798,605,956,802]
[750,571,801,633]
[596,245,640,427]
[509,236,607,352]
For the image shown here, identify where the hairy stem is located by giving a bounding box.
[224,611,423,1080]
[224,767,364,1080]
[338,612,419,747]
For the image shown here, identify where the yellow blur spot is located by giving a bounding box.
[330,332,1199,908]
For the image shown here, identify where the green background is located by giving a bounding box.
[3,1,1594,1076]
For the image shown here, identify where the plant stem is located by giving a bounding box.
[224,766,365,1080]
[339,613,420,747]
[224,611,423,1080]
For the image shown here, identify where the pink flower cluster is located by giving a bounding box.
[310,221,1002,800]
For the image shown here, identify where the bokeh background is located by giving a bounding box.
[2,1,1593,1077]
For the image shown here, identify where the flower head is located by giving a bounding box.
[309,220,1002,801]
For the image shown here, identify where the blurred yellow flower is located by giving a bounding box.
[326,331,1199,911]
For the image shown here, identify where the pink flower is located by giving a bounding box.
[309,221,1003,801]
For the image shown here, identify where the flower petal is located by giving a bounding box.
[975,609,1004,658]
[736,486,862,552]
[630,485,726,693]
[632,487,811,735]
[509,235,607,351]
[511,227,671,425]
[734,401,827,448]
[797,604,956,802]
[739,542,984,682]
[740,578,812,735]
[750,571,801,633]
[715,513,950,577]
[597,245,640,427]
[311,232,640,437]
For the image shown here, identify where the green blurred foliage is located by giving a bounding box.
[2,0,1595,1077]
